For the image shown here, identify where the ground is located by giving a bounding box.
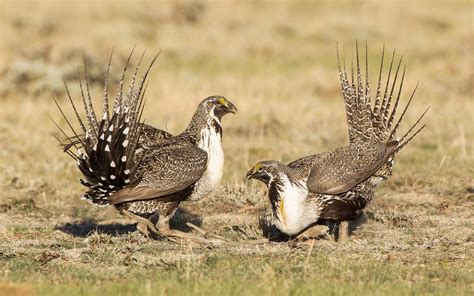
[0,0,473,295]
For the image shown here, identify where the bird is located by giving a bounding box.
[246,43,428,240]
[52,50,237,241]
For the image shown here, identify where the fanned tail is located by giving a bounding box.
[52,50,160,206]
[337,42,428,179]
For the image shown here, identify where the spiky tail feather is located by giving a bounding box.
[52,50,160,206]
[337,41,429,179]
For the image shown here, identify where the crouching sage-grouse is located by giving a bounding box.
[247,44,428,240]
[53,51,237,242]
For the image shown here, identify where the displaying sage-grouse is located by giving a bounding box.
[53,51,237,240]
[247,44,428,239]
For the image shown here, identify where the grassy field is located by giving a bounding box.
[0,0,473,295]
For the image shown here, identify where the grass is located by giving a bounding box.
[0,0,473,295]
[5,251,474,295]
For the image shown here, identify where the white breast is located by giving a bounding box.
[188,125,224,201]
[273,174,310,235]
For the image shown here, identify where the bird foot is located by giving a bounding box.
[293,224,328,242]
[136,222,152,238]
[122,210,226,244]
[157,226,226,245]
[121,210,161,239]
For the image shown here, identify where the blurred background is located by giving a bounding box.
[1,0,471,193]
[0,0,474,212]
[0,1,473,294]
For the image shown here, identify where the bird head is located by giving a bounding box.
[246,160,284,185]
[199,95,237,120]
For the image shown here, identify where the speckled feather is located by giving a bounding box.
[306,43,427,194]
[248,45,428,235]
[108,139,208,205]
[54,51,234,223]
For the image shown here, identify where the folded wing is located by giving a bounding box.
[307,141,397,194]
[108,140,207,204]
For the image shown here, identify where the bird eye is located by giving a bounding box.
[217,97,226,105]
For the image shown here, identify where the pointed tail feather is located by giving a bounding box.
[393,106,430,153]
[52,50,158,206]
[395,124,426,154]
[375,96,428,180]
[112,46,136,115]
[387,65,406,130]
[83,54,98,135]
[101,48,114,125]
[387,83,418,141]
[380,49,396,118]
[364,41,372,111]
[78,74,97,143]
[372,45,385,117]
[50,94,84,151]
[337,43,428,180]
[338,41,378,144]
[382,55,403,127]
[125,49,147,110]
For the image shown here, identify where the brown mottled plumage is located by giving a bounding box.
[138,123,173,146]
[247,43,428,237]
[53,50,237,240]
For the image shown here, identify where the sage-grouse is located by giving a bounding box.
[247,44,428,238]
[53,51,237,240]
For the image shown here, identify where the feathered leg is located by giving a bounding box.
[121,209,160,238]
[155,206,225,245]
[292,222,329,242]
[156,218,225,245]
[338,221,350,241]
[326,221,349,241]
[328,211,367,242]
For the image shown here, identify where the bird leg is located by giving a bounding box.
[338,221,350,241]
[327,212,368,242]
[185,222,230,242]
[326,221,349,241]
[347,211,368,233]
[121,209,160,238]
[293,224,327,242]
[136,222,150,237]
[122,208,225,244]
[326,222,339,241]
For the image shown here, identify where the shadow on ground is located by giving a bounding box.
[55,220,136,237]
[55,208,203,237]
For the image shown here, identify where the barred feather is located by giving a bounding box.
[53,50,160,205]
[337,42,428,178]
[102,49,114,125]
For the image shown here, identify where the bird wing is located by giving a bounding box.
[138,123,173,146]
[306,141,398,195]
[108,140,208,204]
[321,43,428,190]
[286,153,331,181]
[304,44,427,195]
[287,152,333,170]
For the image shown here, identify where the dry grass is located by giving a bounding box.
[0,0,473,295]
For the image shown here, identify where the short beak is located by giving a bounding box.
[226,102,238,114]
[246,169,255,180]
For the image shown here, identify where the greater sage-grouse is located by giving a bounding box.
[247,44,428,238]
[53,51,237,240]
